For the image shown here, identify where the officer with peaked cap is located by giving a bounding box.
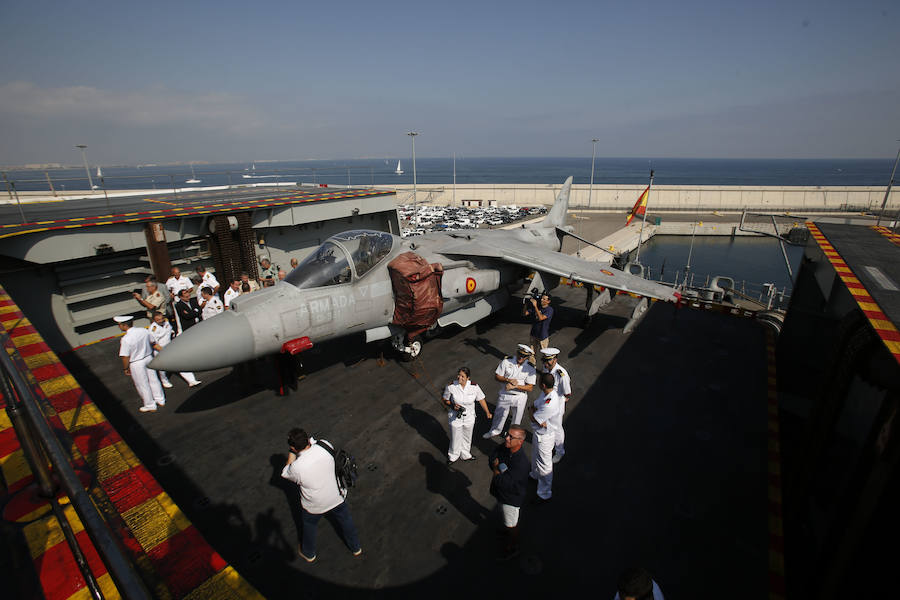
[115,315,165,413]
[540,347,572,463]
[483,344,537,439]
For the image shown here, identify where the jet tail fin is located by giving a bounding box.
[538,176,572,229]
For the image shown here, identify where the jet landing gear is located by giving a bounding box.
[391,333,422,361]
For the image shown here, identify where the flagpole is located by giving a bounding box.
[634,169,653,265]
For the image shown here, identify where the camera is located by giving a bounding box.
[454,405,466,419]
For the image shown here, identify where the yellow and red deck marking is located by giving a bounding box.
[0,188,394,240]
[807,222,900,366]
[872,225,900,248]
[0,285,263,599]
[765,329,786,600]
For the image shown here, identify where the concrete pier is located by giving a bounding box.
[382,183,897,214]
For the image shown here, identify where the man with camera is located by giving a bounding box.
[522,291,554,362]
[281,428,362,563]
[133,279,166,320]
[489,425,530,560]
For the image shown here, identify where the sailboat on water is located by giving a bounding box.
[242,163,256,179]
[395,160,404,175]
[186,163,201,184]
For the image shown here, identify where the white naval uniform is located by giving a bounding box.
[530,389,561,499]
[546,362,572,458]
[201,296,224,321]
[487,357,537,435]
[443,380,485,462]
[223,286,241,308]
[200,271,220,294]
[165,275,193,300]
[119,327,165,409]
[148,321,199,386]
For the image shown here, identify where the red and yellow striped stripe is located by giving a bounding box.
[0,285,263,600]
[807,223,900,366]
[872,225,900,248]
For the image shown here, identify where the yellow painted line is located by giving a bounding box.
[858,301,883,312]
[0,304,21,315]
[869,319,897,331]
[84,440,141,482]
[10,333,42,348]
[22,351,60,370]
[24,503,86,559]
[37,374,80,399]
[65,572,121,600]
[0,410,11,432]
[121,492,192,552]
[94,221,113,226]
[64,224,82,229]
[144,199,177,206]
[56,402,107,432]
[184,566,265,600]
[0,448,31,487]
[885,340,900,354]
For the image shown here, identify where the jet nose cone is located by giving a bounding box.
[149,311,255,372]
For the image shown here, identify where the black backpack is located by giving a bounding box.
[316,439,358,493]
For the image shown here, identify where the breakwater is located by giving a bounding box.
[379,183,896,213]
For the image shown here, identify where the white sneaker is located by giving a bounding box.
[156,400,166,407]
[482,431,498,439]
[188,381,202,387]
[161,381,173,389]
[139,406,157,413]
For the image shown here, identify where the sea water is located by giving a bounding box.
[3,157,893,191]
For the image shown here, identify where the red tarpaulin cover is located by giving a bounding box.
[388,252,444,340]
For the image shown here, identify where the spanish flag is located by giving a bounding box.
[626,185,649,226]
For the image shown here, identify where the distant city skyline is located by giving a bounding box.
[1,0,897,165]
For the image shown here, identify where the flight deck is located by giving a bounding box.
[50,284,770,598]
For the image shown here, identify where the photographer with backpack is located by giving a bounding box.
[281,428,362,563]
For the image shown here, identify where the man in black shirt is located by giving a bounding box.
[489,425,530,560]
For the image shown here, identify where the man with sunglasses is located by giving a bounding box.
[483,344,537,439]
[540,347,572,464]
[489,425,530,560]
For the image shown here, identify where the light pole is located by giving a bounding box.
[407,131,419,225]
[75,144,94,191]
[588,138,598,209]
[876,139,900,227]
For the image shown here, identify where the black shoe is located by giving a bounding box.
[447,459,457,466]
[497,547,521,561]
[462,456,477,462]
[533,496,552,505]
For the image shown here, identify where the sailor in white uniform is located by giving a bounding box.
[148,312,201,388]
[199,286,224,321]
[116,315,165,412]
[483,344,537,438]
[529,372,561,500]
[442,366,492,464]
[540,347,572,463]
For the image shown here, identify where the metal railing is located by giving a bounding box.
[0,332,151,600]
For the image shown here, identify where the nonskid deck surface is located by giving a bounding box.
[60,285,769,598]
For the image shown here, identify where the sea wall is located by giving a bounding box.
[376,183,897,213]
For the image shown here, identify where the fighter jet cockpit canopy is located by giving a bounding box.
[285,230,394,289]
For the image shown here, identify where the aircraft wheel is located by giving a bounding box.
[402,339,422,361]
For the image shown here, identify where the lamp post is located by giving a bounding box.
[407,131,419,225]
[588,138,598,209]
[75,144,94,191]
[876,139,900,227]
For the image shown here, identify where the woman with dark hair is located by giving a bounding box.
[442,366,491,465]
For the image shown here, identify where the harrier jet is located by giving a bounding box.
[150,177,678,373]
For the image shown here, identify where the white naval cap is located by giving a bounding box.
[540,347,561,358]
[516,343,534,355]
[113,315,134,323]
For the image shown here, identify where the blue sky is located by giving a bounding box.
[1,0,897,164]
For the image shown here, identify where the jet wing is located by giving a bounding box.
[437,237,679,302]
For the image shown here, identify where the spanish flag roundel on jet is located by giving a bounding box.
[626,185,649,226]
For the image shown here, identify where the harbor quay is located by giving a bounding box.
[379,183,898,214]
